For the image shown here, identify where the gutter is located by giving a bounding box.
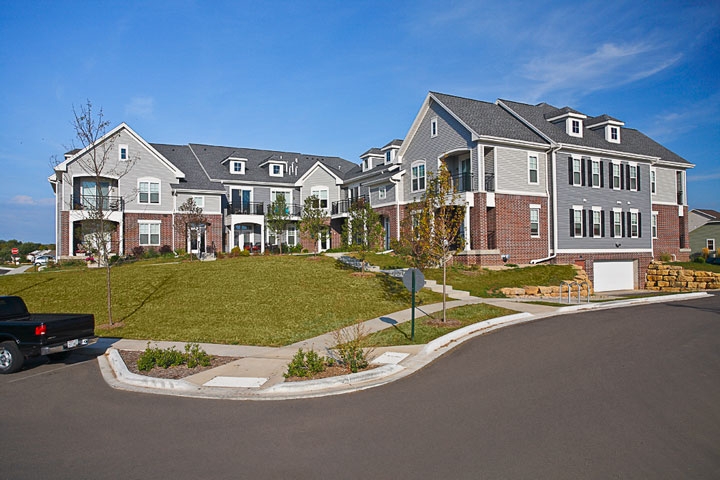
[530,253,556,265]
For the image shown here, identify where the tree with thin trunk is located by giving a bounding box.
[342,196,384,273]
[299,195,329,255]
[399,163,466,322]
[57,101,136,326]
[174,198,208,261]
[265,195,292,254]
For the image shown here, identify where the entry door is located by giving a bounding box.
[384,217,390,250]
[318,229,331,252]
[189,224,206,255]
[460,158,471,191]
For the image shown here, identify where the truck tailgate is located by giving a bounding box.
[29,313,96,344]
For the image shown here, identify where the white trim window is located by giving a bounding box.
[652,211,658,238]
[138,179,160,204]
[190,196,204,208]
[650,168,656,195]
[612,162,621,189]
[269,163,283,177]
[572,158,582,186]
[378,185,387,200]
[613,209,623,238]
[592,208,602,237]
[119,144,129,161]
[530,206,540,237]
[411,161,426,192]
[528,155,539,184]
[610,126,620,143]
[707,238,716,252]
[310,187,329,210]
[591,160,600,187]
[230,160,246,175]
[630,210,639,238]
[572,207,583,237]
[385,151,393,164]
[629,164,638,191]
[430,117,438,138]
[287,224,297,247]
[139,221,160,246]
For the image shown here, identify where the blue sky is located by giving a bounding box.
[1,0,718,243]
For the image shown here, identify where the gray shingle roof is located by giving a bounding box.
[430,92,550,145]
[151,143,225,192]
[498,99,690,164]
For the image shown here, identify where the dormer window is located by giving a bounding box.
[119,145,129,161]
[567,118,583,137]
[385,150,392,164]
[270,163,283,177]
[230,160,246,175]
[606,125,621,143]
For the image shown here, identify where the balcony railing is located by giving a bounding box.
[71,195,124,211]
[451,173,475,193]
[332,195,369,215]
[267,203,302,217]
[228,202,264,215]
[485,173,495,192]
[677,192,684,205]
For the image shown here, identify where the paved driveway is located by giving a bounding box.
[1,295,718,479]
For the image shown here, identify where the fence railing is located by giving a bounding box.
[71,195,124,211]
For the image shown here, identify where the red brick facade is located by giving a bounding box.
[652,204,690,261]
[555,252,654,289]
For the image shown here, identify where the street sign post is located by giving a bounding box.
[403,268,425,341]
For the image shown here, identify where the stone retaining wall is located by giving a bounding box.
[645,262,720,291]
[500,267,593,298]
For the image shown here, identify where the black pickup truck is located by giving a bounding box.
[0,296,97,373]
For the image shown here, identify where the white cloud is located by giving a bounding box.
[10,195,55,206]
[125,96,155,119]
[688,171,720,182]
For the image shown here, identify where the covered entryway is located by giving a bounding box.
[594,260,635,292]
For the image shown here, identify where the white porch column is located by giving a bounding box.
[260,223,265,253]
[464,204,471,251]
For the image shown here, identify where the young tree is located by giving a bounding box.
[265,194,292,254]
[58,101,137,325]
[342,197,384,273]
[299,195,329,255]
[399,163,466,322]
[174,198,208,260]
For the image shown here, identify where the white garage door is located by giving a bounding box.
[594,261,635,292]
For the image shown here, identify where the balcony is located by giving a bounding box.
[228,202,265,215]
[484,173,495,192]
[267,203,302,217]
[71,195,124,211]
[450,173,475,193]
[332,195,369,215]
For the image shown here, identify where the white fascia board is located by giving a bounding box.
[544,111,588,122]
[220,179,296,187]
[294,161,344,187]
[472,135,550,150]
[652,159,696,169]
[494,189,548,198]
[172,188,225,195]
[558,143,658,162]
[397,94,432,159]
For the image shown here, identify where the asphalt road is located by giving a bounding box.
[2,295,719,479]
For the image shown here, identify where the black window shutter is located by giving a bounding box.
[600,161,605,188]
[581,160,586,186]
[568,158,573,185]
[569,209,574,237]
[638,212,642,237]
[627,212,632,236]
[587,159,593,186]
[609,163,613,189]
[621,165,625,189]
[622,213,626,237]
[626,165,631,190]
[637,166,641,191]
[582,209,588,237]
[601,211,606,237]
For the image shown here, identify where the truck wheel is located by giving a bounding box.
[0,341,24,374]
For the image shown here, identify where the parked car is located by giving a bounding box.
[0,296,97,373]
[34,255,55,266]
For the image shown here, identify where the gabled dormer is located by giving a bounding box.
[586,114,625,144]
[259,154,287,177]
[545,107,588,138]
[381,139,403,165]
[359,148,383,172]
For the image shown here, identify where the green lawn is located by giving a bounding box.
[0,256,442,346]
[424,264,577,297]
[669,261,720,273]
[365,303,517,346]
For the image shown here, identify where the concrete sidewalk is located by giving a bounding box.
[95,291,712,400]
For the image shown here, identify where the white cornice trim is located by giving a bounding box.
[557,144,658,162]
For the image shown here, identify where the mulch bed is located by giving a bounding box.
[118,350,239,380]
[284,363,379,382]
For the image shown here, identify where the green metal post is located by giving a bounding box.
[411,269,416,341]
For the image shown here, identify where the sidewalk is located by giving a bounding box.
[94,290,712,400]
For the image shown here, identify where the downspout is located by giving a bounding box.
[531,144,561,264]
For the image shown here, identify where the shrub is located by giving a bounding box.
[137,342,212,371]
[284,348,329,378]
[332,322,373,373]
[239,249,250,257]
[659,252,672,262]
[159,245,173,255]
[701,247,710,259]
[145,247,159,258]
[175,248,186,256]
[694,256,706,264]
[132,246,145,257]
[230,246,242,257]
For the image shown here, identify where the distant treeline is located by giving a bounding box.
[1,239,55,262]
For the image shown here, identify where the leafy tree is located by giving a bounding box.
[342,197,384,273]
[53,101,137,325]
[265,194,292,254]
[399,163,466,322]
[174,198,208,261]
[299,195,329,255]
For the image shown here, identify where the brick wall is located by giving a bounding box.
[59,211,69,257]
[653,204,690,261]
[124,213,174,253]
[555,252,654,289]
[493,193,549,264]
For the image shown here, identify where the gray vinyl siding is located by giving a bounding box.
[402,100,474,202]
[653,166,682,204]
[301,166,341,205]
[556,152,652,250]
[495,147,546,194]
[370,182,395,205]
[689,224,720,257]
[176,192,222,214]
